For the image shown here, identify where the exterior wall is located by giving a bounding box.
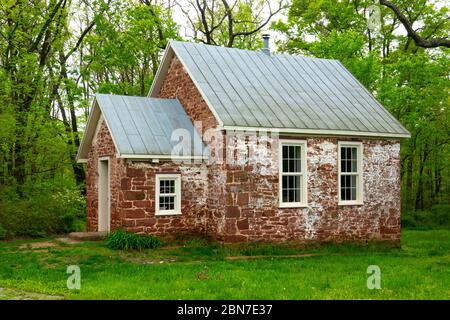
[86,120,209,235]
[119,161,209,235]
[86,53,402,244]
[158,56,218,134]
[86,119,126,232]
[156,55,226,236]
[216,136,401,244]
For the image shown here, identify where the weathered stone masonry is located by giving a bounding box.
[87,120,210,235]
[86,54,402,244]
[215,136,401,243]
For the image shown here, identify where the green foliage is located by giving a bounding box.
[0,0,178,238]
[105,229,162,250]
[0,231,449,299]
[274,0,450,223]
[0,183,85,238]
[403,205,450,230]
[0,225,7,240]
[84,0,179,96]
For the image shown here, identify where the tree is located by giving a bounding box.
[78,0,179,97]
[380,0,450,48]
[273,0,450,212]
[178,0,285,49]
[0,0,181,236]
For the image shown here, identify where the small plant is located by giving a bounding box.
[105,229,162,250]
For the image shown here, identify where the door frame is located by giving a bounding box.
[98,157,110,232]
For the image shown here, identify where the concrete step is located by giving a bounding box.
[68,231,108,241]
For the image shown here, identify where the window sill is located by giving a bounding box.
[155,212,182,216]
[279,203,308,209]
[338,201,363,206]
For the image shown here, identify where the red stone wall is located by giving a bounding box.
[86,118,126,231]
[158,56,218,134]
[86,119,210,235]
[119,161,209,235]
[215,135,401,243]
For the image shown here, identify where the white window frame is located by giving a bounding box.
[155,174,182,215]
[279,140,308,208]
[338,141,363,205]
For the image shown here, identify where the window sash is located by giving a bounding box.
[338,142,363,205]
[155,174,181,215]
[159,195,176,211]
[281,144,302,174]
[279,141,307,207]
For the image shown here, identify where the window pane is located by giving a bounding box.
[350,175,357,200]
[160,179,175,194]
[351,159,357,172]
[159,196,175,210]
[282,145,301,173]
[341,147,358,173]
[282,174,301,203]
[288,146,295,158]
[282,145,288,159]
[341,174,357,201]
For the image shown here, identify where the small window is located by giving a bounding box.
[338,142,363,205]
[155,174,181,215]
[279,140,307,207]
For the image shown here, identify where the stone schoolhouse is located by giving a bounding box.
[77,39,410,243]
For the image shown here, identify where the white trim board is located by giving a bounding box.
[221,126,410,139]
[117,154,207,160]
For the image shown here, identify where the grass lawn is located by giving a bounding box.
[0,230,449,300]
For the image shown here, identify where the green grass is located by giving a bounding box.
[0,230,449,299]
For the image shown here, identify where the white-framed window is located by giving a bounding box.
[155,174,181,215]
[338,141,363,205]
[279,140,308,208]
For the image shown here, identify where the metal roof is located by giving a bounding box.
[77,94,206,161]
[150,41,410,138]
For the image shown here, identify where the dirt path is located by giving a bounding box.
[225,253,321,260]
[0,287,64,300]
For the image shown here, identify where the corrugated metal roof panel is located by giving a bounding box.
[95,94,205,156]
[170,41,410,137]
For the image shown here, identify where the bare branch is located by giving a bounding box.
[380,0,450,48]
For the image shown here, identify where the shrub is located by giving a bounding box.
[430,204,450,227]
[105,229,162,250]
[0,224,8,240]
[0,182,86,238]
[402,204,450,230]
